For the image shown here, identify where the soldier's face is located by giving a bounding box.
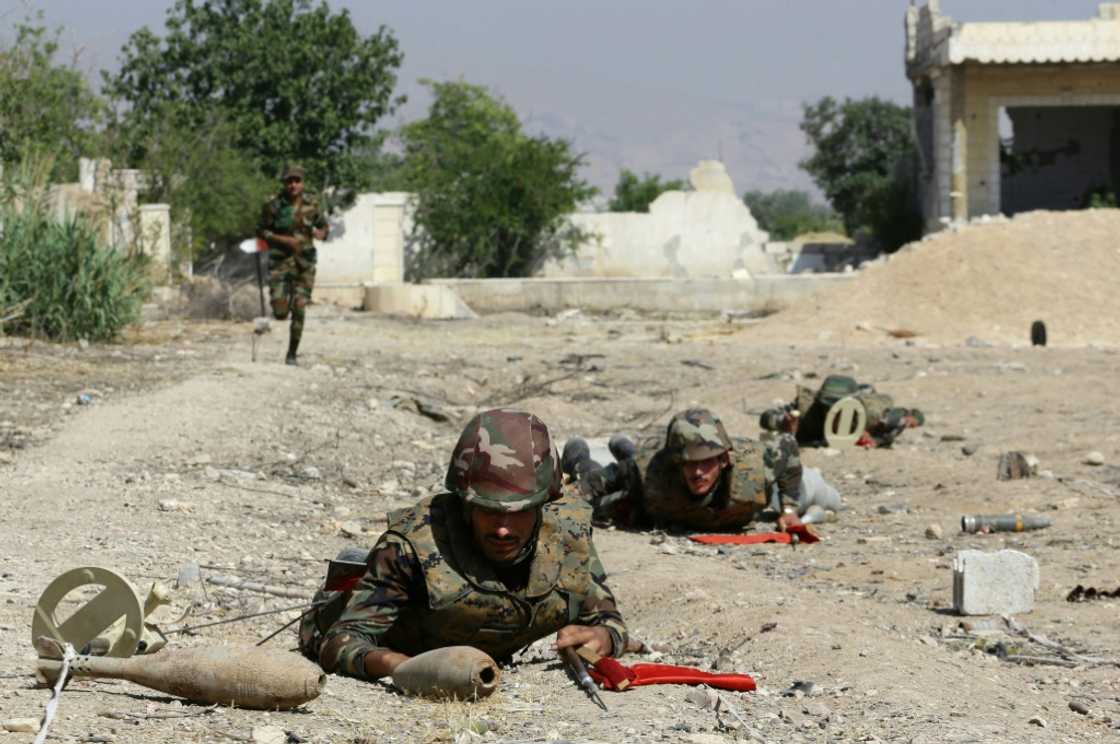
[470,507,539,563]
[285,177,304,199]
[681,453,728,496]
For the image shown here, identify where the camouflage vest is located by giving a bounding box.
[263,192,324,259]
[855,391,895,427]
[639,436,768,531]
[794,378,892,445]
[381,493,594,660]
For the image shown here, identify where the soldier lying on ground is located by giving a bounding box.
[563,408,841,533]
[299,409,628,681]
[759,374,924,448]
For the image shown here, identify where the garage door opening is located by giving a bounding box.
[1000,105,1120,215]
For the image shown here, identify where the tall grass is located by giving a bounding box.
[0,156,151,341]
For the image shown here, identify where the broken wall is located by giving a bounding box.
[543,160,776,279]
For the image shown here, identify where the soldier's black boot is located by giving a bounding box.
[608,434,637,462]
[286,303,305,366]
[285,336,300,366]
[561,438,594,481]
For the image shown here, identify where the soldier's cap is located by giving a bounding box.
[666,407,733,462]
[910,409,925,426]
[445,409,561,513]
[282,164,306,181]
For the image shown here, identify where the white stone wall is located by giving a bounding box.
[545,164,774,279]
[313,192,410,306]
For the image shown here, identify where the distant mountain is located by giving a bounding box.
[521,98,820,203]
[391,81,824,206]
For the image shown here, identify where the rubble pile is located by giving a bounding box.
[761,209,1120,346]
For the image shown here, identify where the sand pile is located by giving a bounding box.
[759,209,1120,346]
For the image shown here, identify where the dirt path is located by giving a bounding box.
[2,308,1119,743]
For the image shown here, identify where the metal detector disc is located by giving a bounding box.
[238,237,267,254]
[32,566,144,658]
[824,397,867,448]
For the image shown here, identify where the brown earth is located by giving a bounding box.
[1,297,1119,743]
[757,209,1120,348]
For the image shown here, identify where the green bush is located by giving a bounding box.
[742,189,843,240]
[0,205,150,341]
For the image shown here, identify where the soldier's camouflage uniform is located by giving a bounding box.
[580,408,803,531]
[299,409,628,680]
[256,190,328,350]
[759,374,925,448]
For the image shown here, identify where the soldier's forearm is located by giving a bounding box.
[362,648,410,679]
[573,610,628,657]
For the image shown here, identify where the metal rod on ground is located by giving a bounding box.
[164,601,318,635]
[205,574,312,600]
[256,604,323,647]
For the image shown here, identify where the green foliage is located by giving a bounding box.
[799,96,921,250]
[118,106,276,262]
[0,160,149,341]
[607,169,686,213]
[0,18,105,181]
[1084,186,1117,209]
[398,80,597,279]
[742,189,843,240]
[104,0,404,187]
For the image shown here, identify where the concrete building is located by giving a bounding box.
[906,1,1120,231]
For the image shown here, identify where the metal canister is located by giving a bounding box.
[960,513,1052,533]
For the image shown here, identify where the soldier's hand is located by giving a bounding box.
[554,624,613,658]
[777,510,803,532]
[362,648,411,679]
[273,234,302,251]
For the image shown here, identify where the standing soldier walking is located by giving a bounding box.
[256,165,329,365]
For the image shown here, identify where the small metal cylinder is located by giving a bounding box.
[960,513,1052,533]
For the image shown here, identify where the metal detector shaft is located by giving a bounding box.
[255,252,267,317]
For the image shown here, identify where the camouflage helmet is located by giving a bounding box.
[281,164,306,181]
[445,409,561,512]
[665,408,733,462]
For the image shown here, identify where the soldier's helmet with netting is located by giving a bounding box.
[445,409,562,512]
[666,408,734,462]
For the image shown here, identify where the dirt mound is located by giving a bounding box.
[758,209,1120,346]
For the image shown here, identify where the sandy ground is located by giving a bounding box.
[2,305,1120,744]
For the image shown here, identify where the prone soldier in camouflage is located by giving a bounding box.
[256,165,330,365]
[759,374,925,448]
[299,409,629,682]
[564,408,837,533]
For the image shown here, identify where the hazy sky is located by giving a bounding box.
[1,0,1109,192]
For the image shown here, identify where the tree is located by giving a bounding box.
[742,189,843,240]
[123,106,276,262]
[799,96,921,250]
[0,19,105,181]
[104,0,404,187]
[607,169,686,213]
[398,80,596,279]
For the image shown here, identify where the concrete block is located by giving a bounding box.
[363,282,476,320]
[953,549,1039,615]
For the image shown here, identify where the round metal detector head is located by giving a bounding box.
[32,566,144,658]
[823,396,868,448]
